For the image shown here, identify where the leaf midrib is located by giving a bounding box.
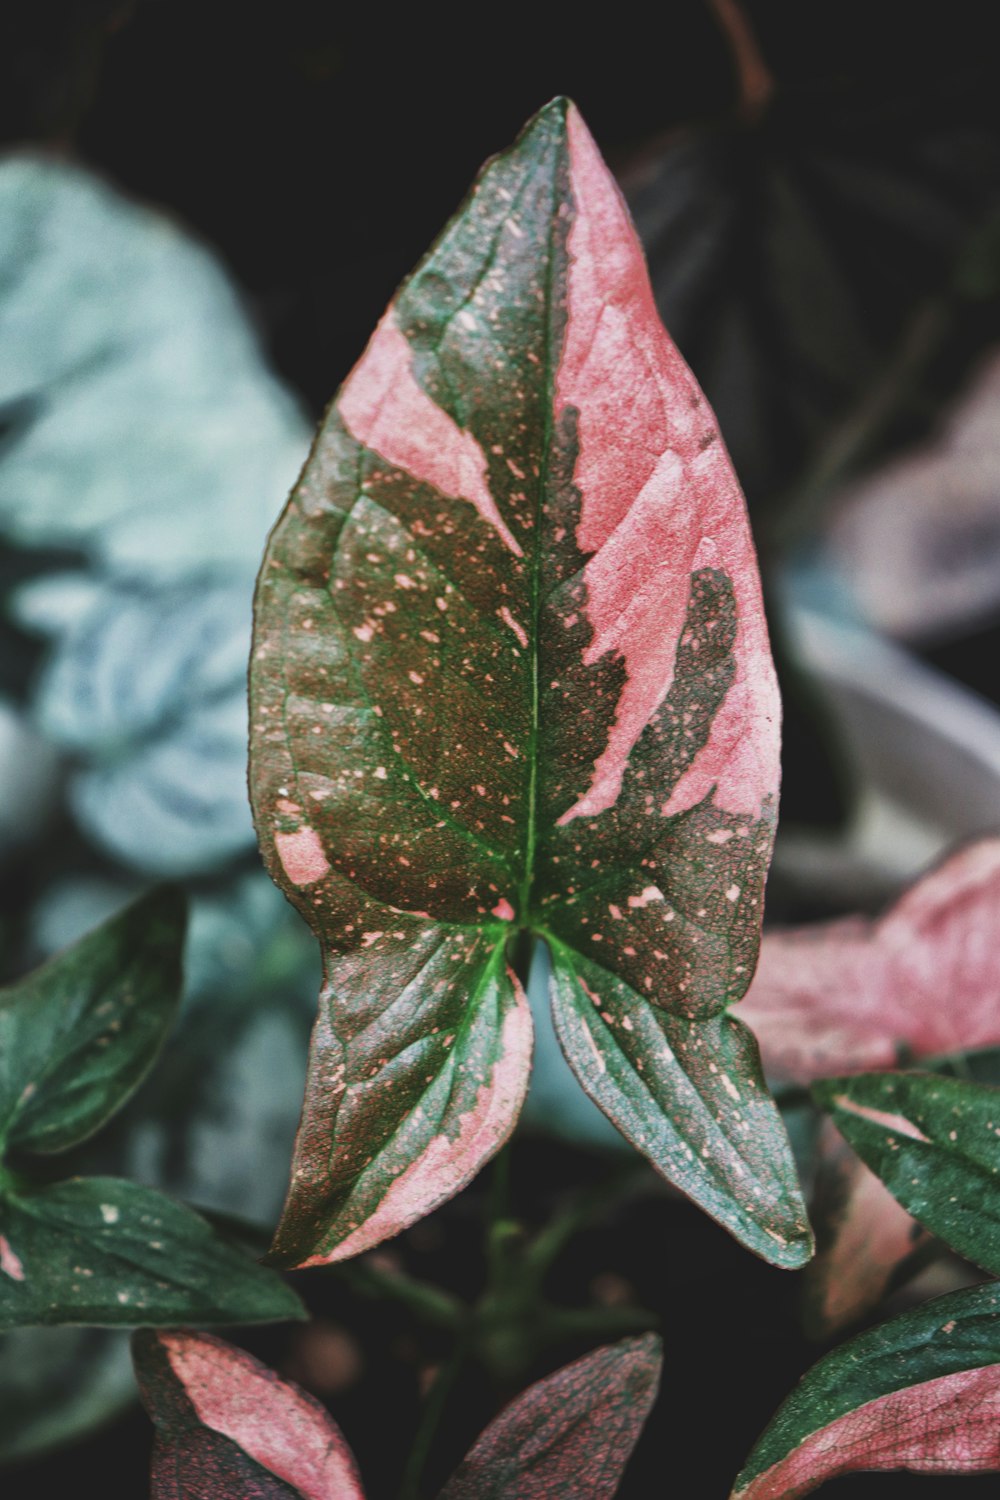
[517,144,561,927]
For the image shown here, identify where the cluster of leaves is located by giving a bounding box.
[132,1327,661,1500]
[9,91,1000,1500]
[0,889,301,1331]
[0,150,321,1455]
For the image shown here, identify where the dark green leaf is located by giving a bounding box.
[0,1177,304,1329]
[732,1282,1000,1497]
[250,98,809,1269]
[0,887,186,1155]
[815,1069,1000,1275]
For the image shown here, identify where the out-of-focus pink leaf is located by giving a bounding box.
[132,1329,365,1500]
[740,838,1000,1086]
[438,1333,662,1499]
[803,1120,932,1336]
[830,349,1000,642]
[133,1330,661,1500]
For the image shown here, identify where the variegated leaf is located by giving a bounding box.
[802,1118,931,1338]
[250,98,809,1268]
[732,1283,1000,1498]
[438,1333,661,1499]
[132,1329,365,1500]
[816,1069,1000,1278]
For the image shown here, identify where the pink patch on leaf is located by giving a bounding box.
[340,312,522,557]
[160,1332,363,1500]
[492,897,515,921]
[0,1235,25,1281]
[275,825,331,887]
[735,1363,1000,1499]
[303,977,532,1264]
[556,106,778,825]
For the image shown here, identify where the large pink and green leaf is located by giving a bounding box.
[250,98,809,1268]
[732,1282,1000,1498]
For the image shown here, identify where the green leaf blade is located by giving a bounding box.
[733,1283,1000,1498]
[0,887,186,1155]
[549,940,811,1267]
[815,1070,1000,1276]
[0,1177,303,1329]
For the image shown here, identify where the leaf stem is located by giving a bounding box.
[521,1165,647,1290]
[337,1259,464,1331]
[397,1334,470,1500]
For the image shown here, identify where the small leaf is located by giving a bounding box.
[740,837,1000,1085]
[132,1328,365,1499]
[0,887,186,1155]
[250,97,808,1268]
[0,1177,304,1329]
[803,1051,1000,1336]
[439,1333,661,1500]
[732,1282,1000,1498]
[815,1069,1000,1276]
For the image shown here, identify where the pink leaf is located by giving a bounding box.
[739,838,1000,1085]
[439,1333,662,1499]
[804,1120,931,1336]
[132,1329,365,1500]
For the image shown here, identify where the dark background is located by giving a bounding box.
[3,2,1000,1495]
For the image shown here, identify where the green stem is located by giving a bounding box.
[337,1260,464,1331]
[522,1165,646,1290]
[398,1335,470,1500]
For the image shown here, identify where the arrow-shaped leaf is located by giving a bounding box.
[438,1332,661,1499]
[0,887,186,1155]
[732,1283,1000,1498]
[133,1329,364,1500]
[0,1177,303,1329]
[250,98,809,1268]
